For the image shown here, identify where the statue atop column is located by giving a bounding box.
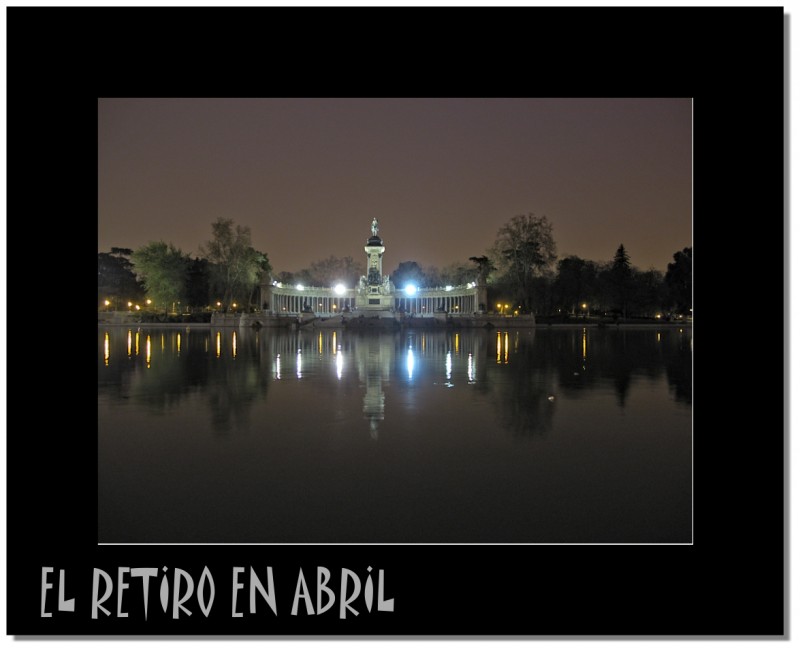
[371,218,379,237]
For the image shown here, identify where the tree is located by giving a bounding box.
[665,247,692,314]
[553,255,599,314]
[608,244,633,318]
[438,261,472,287]
[491,213,557,312]
[390,261,427,289]
[305,255,364,287]
[469,255,495,284]
[200,218,270,308]
[629,267,666,318]
[131,241,189,313]
[185,257,211,310]
[98,248,144,306]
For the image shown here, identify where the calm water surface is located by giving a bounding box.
[98,326,692,543]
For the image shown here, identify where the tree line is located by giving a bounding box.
[98,218,271,314]
[99,213,692,318]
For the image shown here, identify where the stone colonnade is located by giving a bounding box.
[264,284,483,316]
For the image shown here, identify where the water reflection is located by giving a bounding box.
[99,326,692,543]
[99,326,691,440]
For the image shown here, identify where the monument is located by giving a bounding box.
[356,219,396,313]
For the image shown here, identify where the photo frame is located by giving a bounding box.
[5,5,785,638]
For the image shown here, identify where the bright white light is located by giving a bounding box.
[296,284,305,291]
[404,284,417,296]
[336,352,343,380]
[334,283,346,295]
[407,347,415,379]
[445,285,453,291]
[446,351,452,380]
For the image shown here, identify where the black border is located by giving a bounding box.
[6,6,785,636]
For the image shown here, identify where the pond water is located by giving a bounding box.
[98,325,692,544]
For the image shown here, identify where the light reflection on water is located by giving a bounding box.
[98,326,692,544]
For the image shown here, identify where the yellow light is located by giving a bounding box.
[104,332,110,366]
[127,330,132,356]
[177,332,181,353]
[455,333,460,353]
[332,304,337,310]
[582,303,587,309]
[145,335,151,368]
[216,331,221,358]
[104,300,110,306]
[127,302,133,308]
[135,305,140,310]
[497,303,501,310]
[232,303,237,309]
[504,332,509,364]
[217,302,221,306]
[496,331,502,364]
[232,331,237,358]
[656,313,662,319]
[146,299,152,305]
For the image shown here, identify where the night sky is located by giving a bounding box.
[98,97,692,277]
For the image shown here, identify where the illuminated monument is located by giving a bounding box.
[264,219,489,323]
[357,218,395,313]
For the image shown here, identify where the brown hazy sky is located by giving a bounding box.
[98,97,691,276]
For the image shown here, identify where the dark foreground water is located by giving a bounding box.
[98,325,691,543]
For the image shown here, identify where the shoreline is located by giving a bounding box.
[97,319,692,329]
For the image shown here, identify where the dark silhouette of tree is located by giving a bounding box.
[629,267,667,317]
[553,255,599,314]
[469,255,496,284]
[608,244,633,319]
[491,213,557,313]
[390,261,428,288]
[98,249,144,306]
[665,247,692,314]
[186,257,211,310]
